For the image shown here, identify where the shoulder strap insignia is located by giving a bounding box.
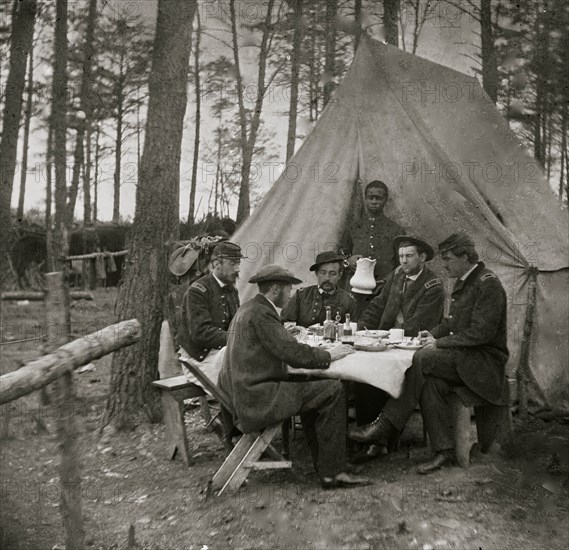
[480,273,497,281]
[191,282,207,293]
[424,278,442,289]
[395,266,402,274]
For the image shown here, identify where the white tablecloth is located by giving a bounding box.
[290,347,415,398]
[181,345,416,399]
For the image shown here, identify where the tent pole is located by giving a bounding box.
[516,267,538,422]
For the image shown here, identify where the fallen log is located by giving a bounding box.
[0,319,140,405]
[65,250,128,261]
[2,291,94,301]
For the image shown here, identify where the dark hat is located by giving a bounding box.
[393,235,435,261]
[437,233,476,255]
[249,264,302,285]
[309,251,345,271]
[211,241,243,260]
[168,245,199,276]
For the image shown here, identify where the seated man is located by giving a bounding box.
[349,233,509,473]
[218,264,370,489]
[351,236,444,462]
[176,241,242,382]
[281,251,356,327]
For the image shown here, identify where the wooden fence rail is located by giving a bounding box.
[2,290,94,301]
[0,319,140,405]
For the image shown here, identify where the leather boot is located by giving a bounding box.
[416,450,455,474]
[348,414,395,445]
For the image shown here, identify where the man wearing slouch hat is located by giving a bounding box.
[218,264,370,489]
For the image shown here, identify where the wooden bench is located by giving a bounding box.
[449,386,512,468]
[151,375,221,466]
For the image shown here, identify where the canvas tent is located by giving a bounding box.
[232,35,569,412]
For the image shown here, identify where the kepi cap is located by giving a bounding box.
[309,250,345,271]
[249,264,302,285]
[211,241,243,260]
[437,233,476,255]
[393,235,435,261]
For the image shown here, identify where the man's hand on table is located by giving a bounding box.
[347,254,363,268]
[419,330,437,350]
[329,344,356,362]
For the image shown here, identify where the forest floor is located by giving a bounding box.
[1,288,568,550]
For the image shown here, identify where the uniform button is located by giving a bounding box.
[451,298,455,302]
[450,332,454,335]
[199,355,204,360]
[449,315,453,319]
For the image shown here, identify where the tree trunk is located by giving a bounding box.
[52,0,69,271]
[83,122,92,224]
[0,0,37,289]
[323,0,337,107]
[189,9,201,225]
[480,0,498,103]
[103,0,195,429]
[113,65,124,223]
[354,0,362,52]
[17,45,34,221]
[560,102,567,200]
[93,124,100,222]
[383,0,400,46]
[234,0,274,224]
[286,0,303,161]
[66,0,98,225]
[46,124,54,272]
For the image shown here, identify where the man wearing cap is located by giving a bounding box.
[218,264,370,489]
[340,180,405,291]
[350,236,444,462]
[177,241,242,378]
[281,251,357,327]
[349,233,509,474]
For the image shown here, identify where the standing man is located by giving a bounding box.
[176,241,242,380]
[281,251,357,327]
[218,264,370,489]
[341,180,405,293]
[351,236,444,463]
[349,234,509,473]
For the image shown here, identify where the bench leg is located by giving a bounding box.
[475,404,510,453]
[160,393,191,467]
[449,394,472,468]
[212,424,283,494]
[281,419,290,459]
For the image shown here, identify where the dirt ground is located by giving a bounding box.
[1,288,568,550]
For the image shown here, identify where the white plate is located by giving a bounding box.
[355,330,390,338]
[394,343,423,350]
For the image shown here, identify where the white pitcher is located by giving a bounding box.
[350,257,377,294]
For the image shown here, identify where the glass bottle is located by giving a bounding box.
[343,313,353,336]
[335,310,343,340]
[323,306,335,341]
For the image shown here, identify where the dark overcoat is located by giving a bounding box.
[218,294,331,433]
[281,284,357,327]
[176,273,239,361]
[431,262,509,405]
[358,266,444,336]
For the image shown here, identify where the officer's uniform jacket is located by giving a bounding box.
[431,262,509,405]
[342,213,404,280]
[218,294,332,433]
[358,266,444,336]
[281,285,357,327]
[176,273,239,361]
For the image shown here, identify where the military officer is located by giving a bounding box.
[218,264,370,489]
[351,236,444,463]
[177,241,242,380]
[281,250,357,327]
[349,233,509,474]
